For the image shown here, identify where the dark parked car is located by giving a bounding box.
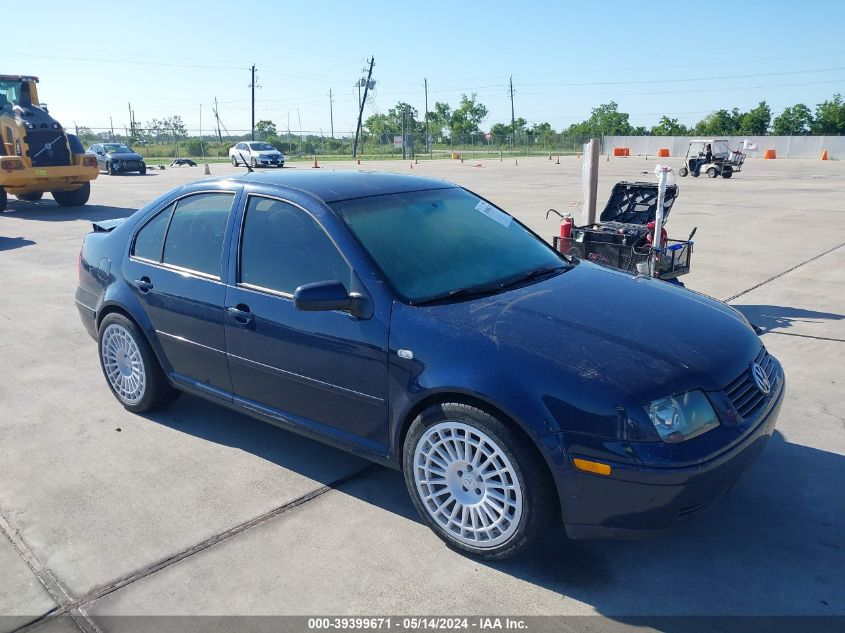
[87,142,146,175]
[75,171,784,559]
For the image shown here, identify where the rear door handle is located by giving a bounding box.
[227,304,254,324]
[134,277,153,293]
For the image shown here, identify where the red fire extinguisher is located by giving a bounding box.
[546,209,573,255]
[646,220,668,247]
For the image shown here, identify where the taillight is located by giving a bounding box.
[1,158,24,171]
[82,155,98,168]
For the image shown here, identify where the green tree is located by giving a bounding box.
[811,94,845,134]
[427,102,452,142]
[772,104,813,135]
[449,93,488,140]
[566,101,634,137]
[739,101,771,135]
[693,108,741,136]
[650,116,689,136]
[255,119,277,138]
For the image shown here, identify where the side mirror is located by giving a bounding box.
[294,281,370,318]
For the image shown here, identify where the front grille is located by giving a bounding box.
[25,130,71,167]
[724,348,778,419]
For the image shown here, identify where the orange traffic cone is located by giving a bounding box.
[312,155,320,168]
[822,149,829,160]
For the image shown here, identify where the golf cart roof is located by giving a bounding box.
[0,75,39,82]
[690,139,728,143]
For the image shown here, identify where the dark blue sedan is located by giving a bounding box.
[75,171,784,559]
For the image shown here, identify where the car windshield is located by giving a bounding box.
[250,143,275,151]
[104,144,132,153]
[331,187,567,304]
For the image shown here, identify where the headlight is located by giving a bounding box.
[646,390,720,443]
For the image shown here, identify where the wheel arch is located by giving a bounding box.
[96,302,172,377]
[395,390,559,491]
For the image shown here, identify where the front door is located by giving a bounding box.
[124,190,238,397]
[224,194,390,451]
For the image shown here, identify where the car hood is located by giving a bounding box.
[106,152,143,160]
[424,262,760,402]
[257,151,282,156]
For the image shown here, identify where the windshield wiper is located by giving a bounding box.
[496,265,570,290]
[412,265,570,306]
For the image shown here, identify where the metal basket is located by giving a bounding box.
[553,236,693,280]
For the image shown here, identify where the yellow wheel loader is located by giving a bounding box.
[1,75,98,211]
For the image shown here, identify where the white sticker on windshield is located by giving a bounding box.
[474,200,513,227]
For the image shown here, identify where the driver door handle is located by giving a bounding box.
[227,304,254,325]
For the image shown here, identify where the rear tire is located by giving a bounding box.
[16,191,44,201]
[52,182,91,207]
[403,402,556,560]
[98,313,181,413]
[722,166,733,178]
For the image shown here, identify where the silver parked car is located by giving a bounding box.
[229,141,284,168]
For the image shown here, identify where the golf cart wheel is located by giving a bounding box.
[139,163,147,175]
[231,155,238,166]
[706,167,718,178]
[0,187,6,211]
[678,167,688,177]
[251,157,258,168]
[722,166,733,179]
[52,182,91,207]
[16,191,43,201]
[403,402,556,560]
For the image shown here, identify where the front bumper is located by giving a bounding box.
[256,157,283,166]
[1,161,98,192]
[558,376,785,540]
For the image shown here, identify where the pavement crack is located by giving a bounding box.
[13,464,375,632]
[725,240,845,303]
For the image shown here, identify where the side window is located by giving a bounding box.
[161,192,235,277]
[132,203,175,261]
[240,197,351,295]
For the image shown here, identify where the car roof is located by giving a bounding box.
[231,169,456,203]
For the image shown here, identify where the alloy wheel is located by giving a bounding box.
[413,421,523,548]
[100,323,146,404]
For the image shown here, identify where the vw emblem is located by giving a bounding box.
[750,362,770,395]
[45,142,52,150]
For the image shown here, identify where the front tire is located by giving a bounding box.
[0,187,6,211]
[52,182,91,207]
[139,163,147,175]
[707,167,718,178]
[98,313,180,413]
[403,403,555,560]
[231,155,238,166]
[251,157,258,168]
[678,167,688,177]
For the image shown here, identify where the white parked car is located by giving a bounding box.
[229,141,285,168]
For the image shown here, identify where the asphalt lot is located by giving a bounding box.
[1,156,843,632]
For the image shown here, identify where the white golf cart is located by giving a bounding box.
[678,138,745,179]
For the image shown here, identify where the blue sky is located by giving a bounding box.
[7,1,845,136]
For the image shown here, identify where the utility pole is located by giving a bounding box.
[214,97,222,141]
[329,89,334,139]
[353,56,375,159]
[509,75,516,156]
[424,78,430,158]
[250,64,257,141]
[109,115,114,139]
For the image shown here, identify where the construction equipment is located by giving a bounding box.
[1,75,98,211]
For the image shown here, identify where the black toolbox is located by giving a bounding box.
[553,181,692,280]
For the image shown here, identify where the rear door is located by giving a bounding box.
[124,189,240,398]
[223,193,390,451]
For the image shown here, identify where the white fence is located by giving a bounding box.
[601,136,842,159]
